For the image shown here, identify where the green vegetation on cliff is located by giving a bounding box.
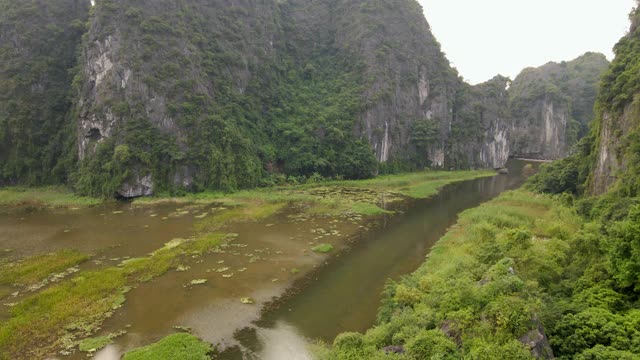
[0,0,609,198]
[0,0,90,185]
[72,0,377,197]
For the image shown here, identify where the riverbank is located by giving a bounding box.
[319,190,581,359]
[132,170,497,216]
[0,169,496,359]
[319,185,640,359]
[0,170,495,215]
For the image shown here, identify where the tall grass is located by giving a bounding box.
[0,186,101,210]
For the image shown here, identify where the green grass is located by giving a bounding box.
[122,333,214,360]
[312,244,334,253]
[0,250,89,287]
[0,186,101,211]
[0,233,229,359]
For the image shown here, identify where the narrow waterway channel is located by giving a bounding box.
[221,159,537,359]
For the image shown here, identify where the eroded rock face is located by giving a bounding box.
[586,15,640,196]
[590,103,638,195]
[508,53,609,161]
[448,76,512,169]
[117,172,154,198]
[519,320,554,359]
[510,97,570,160]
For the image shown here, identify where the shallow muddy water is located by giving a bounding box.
[0,160,536,359]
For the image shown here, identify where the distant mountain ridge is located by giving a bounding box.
[0,0,608,197]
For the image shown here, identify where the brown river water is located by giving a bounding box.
[0,160,537,360]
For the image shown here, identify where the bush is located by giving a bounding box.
[466,339,532,360]
[405,329,458,359]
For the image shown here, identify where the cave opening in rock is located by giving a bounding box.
[87,128,102,141]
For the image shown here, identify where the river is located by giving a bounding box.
[0,160,536,359]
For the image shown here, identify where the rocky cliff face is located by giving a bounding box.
[509,53,609,160]
[75,0,282,196]
[0,0,610,197]
[75,0,470,196]
[591,109,628,194]
[329,0,458,166]
[448,76,511,169]
[589,7,640,196]
[510,96,570,160]
[309,0,515,170]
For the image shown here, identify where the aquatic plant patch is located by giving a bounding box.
[311,244,334,253]
[0,233,229,359]
[0,250,88,288]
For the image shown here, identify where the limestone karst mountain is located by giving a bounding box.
[0,0,608,197]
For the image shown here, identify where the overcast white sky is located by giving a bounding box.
[417,0,637,84]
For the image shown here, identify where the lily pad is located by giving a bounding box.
[311,244,334,253]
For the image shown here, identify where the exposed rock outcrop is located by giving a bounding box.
[449,75,512,169]
[510,96,570,160]
[117,171,153,198]
[509,53,609,160]
[519,320,554,359]
[588,9,640,196]
[591,98,640,195]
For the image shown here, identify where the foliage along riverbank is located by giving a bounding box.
[0,169,495,359]
[321,188,640,359]
[132,169,496,216]
[0,169,495,216]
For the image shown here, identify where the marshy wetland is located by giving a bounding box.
[0,161,535,359]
